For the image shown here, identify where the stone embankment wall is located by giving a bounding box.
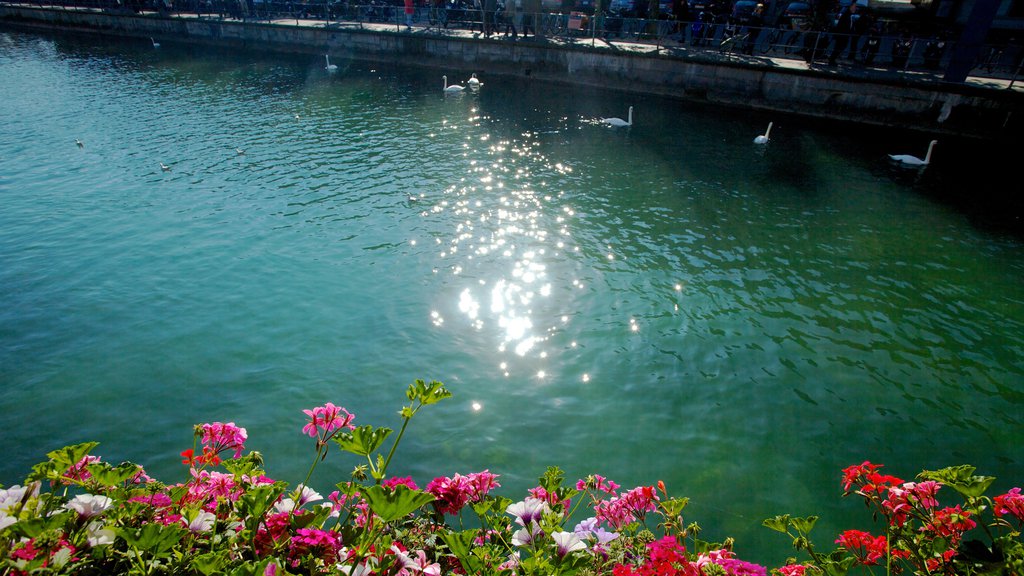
[2,4,1021,138]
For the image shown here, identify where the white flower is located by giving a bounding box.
[0,514,16,531]
[185,510,217,533]
[0,483,39,513]
[294,484,323,506]
[511,521,543,547]
[505,497,550,526]
[66,494,113,518]
[552,530,587,558]
[86,521,116,546]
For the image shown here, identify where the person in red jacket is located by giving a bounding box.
[405,0,415,29]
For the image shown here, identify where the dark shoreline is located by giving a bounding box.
[2,2,1024,140]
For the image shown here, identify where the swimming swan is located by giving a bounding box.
[325,54,338,72]
[602,106,633,127]
[467,73,482,87]
[160,163,171,172]
[889,140,938,167]
[151,37,160,48]
[443,75,464,92]
[754,122,773,144]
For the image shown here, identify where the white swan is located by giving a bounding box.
[467,73,482,87]
[160,163,171,171]
[325,54,338,72]
[236,148,245,155]
[151,37,160,48]
[76,139,84,148]
[602,106,633,127]
[889,140,938,167]
[443,75,464,93]
[754,122,773,144]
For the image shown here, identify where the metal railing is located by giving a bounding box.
[3,0,1022,85]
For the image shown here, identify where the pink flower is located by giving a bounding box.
[777,565,807,576]
[200,422,248,459]
[594,485,659,530]
[922,505,976,543]
[426,471,499,515]
[383,476,420,491]
[883,480,942,525]
[426,474,472,515]
[994,487,1024,523]
[301,403,355,438]
[63,455,101,484]
[395,547,442,575]
[576,474,621,495]
[288,528,342,567]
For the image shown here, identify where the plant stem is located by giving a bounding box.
[379,403,419,483]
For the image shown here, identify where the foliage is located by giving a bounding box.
[0,380,1021,576]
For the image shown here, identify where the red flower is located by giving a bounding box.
[835,529,888,565]
[181,449,196,466]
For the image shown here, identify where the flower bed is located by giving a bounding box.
[1,379,1022,575]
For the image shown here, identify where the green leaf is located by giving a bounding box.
[440,530,485,574]
[660,497,689,517]
[407,379,452,406]
[45,442,99,475]
[918,465,996,499]
[763,515,791,533]
[193,551,229,576]
[116,523,187,556]
[540,466,565,493]
[222,452,265,477]
[362,485,435,522]
[237,484,285,521]
[86,461,142,487]
[791,515,818,535]
[332,425,393,457]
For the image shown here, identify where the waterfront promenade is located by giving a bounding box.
[2,2,1022,137]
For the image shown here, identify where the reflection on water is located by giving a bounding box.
[1,29,1023,567]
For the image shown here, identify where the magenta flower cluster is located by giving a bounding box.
[199,422,248,459]
[301,402,356,439]
[425,470,500,515]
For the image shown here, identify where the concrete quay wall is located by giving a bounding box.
[3,4,1022,138]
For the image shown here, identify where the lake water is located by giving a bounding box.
[1,27,1022,567]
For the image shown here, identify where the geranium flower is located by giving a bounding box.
[85,521,116,547]
[288,528,342,567]
[200,421,248,459]
[395,547,442,575]
[777,564,807,576]
[512,522,543,547]
[0,483,39,514]
[573,517,619,549]
[551,531,587,558]
[994,487,1024,523]
[185,510,217,533]
[922,505,976,543]
[506,497,550,526]
[65,494,113,518]
[302,403,355,438]
[835,529,887,565]
[382,476,420,491]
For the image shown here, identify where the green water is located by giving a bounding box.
[1,28,1022,566]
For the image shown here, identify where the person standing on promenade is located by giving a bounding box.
[522,0,539,37]
[504,0,520,38]
[828,2,857,65]
[483,0,498,36]
[405,0,415,29]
